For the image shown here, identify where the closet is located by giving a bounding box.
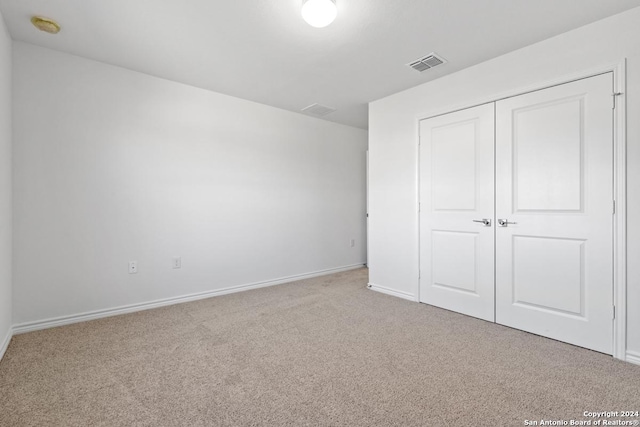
[418,73,613,354]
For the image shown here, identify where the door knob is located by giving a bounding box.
[497,219,517,227]
[472,219,492,226]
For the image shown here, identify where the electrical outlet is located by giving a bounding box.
[350,238,355,248]
[172,257,181,269]
[129,261,138,274]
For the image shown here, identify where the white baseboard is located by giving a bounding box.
[626,351,640,366]
[368,282,417,302]
[0,327,12,362]
[13,263,365,335]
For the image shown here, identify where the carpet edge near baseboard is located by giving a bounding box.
[368,282,418,302]
[0,326,12,362]
[626,351,640,366]
[12,263,366,336]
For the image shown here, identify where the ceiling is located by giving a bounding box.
[1,0,639,129]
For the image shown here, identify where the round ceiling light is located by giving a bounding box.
[31,16,61,34]
[301,0,337,28]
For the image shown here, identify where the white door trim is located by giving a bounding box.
[416,61,628,362]
[612,61,627,361]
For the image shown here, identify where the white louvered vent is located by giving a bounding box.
[301,103,336,117]
[407,53,446,73]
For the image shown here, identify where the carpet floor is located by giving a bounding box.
[1,267,640,426]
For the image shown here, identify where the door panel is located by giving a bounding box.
[495,73,613,354]
[419,104,495,321]
[512,236,584,315]
[512,97,583,212]
[432,230,478,294]
[431,121,477,210]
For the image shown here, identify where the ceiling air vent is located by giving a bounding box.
[302,103,336,117]
[407,53,446,73]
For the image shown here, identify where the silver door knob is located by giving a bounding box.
[472,219,492,226]
[497,219,517,227]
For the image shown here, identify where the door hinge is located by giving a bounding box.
[613,92,623,109]
[418,270,421,279]
[613,305,616,319]
[613,200,616,215]
[418,202,421,212]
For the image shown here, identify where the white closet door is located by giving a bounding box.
[495,73,613,354]
[419,104,495,322]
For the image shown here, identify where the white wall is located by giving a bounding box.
[12,42,367,326]
[369,7,640,356]
[0,9,12,355]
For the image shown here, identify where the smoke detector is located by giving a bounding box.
[301,103,336,117]
[407,53,446,72]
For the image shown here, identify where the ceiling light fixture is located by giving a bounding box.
[31,16,61,34]
[301,0,337,28]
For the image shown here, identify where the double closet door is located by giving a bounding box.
[419,73,614,354]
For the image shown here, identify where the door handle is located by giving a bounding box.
[472,219,492,227]
[497,219,517,227]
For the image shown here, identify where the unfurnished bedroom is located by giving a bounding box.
[1,1,640,426]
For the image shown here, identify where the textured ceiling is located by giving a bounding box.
[1,0,639,129]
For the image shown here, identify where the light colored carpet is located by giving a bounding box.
[1,267,639,426]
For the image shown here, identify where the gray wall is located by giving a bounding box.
[12,42,367,326]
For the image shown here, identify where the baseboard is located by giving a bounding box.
[368,282,417,302]
[0,327,12,362]
[13,263,365,335]
[626,351,640,366]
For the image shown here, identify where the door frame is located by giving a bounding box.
[416,60,628,361]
